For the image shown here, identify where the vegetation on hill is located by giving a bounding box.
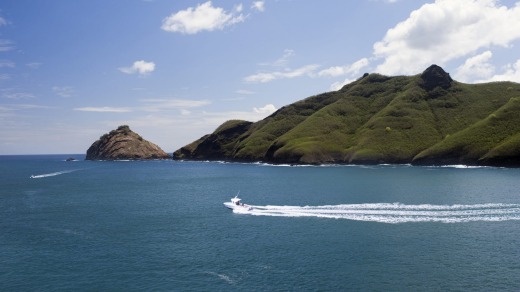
[174,65,520,166]
[414,96,520,166]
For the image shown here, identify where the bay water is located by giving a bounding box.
[1,155,520,291]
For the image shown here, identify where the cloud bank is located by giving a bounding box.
[373,0,520,77]
[316,0,520,88]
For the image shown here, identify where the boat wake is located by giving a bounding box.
[30,170,78,179]
[238,203,520,223]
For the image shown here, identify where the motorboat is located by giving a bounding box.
[224,196,253,211]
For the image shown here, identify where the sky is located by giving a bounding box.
[1,0,520,155]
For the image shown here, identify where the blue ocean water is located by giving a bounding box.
[1,155,520,291]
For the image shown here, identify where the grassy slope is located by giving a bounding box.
[233,90,342,160]
[174,120,252,160]
[344,76,439,163]
[480,133,520,166]
[175,69,520,166]
[267,77,520,164]
[268,74,406,163]
[414,96,520,165]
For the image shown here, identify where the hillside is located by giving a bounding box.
[174,65,520,166]
[86,125,170,160]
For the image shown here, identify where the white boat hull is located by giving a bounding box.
[224,202,253,211]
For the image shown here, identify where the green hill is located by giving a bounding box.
[174,65,520,166]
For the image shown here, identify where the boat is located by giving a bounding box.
[224,196,253,211]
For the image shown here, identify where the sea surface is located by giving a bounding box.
[1,155,520,291]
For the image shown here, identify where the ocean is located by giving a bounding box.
[1,155,520,291]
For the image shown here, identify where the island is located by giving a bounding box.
[174,65,520,167]
[86,125,170,160]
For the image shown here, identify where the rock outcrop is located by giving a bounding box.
[86,125,170,160]
[420,64,453,91]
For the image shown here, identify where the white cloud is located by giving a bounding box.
[486,59,520,83]
[52,86,75,98]
[119,60,155,75]
[0,39,15,52]
[74,107,132,113]
[13,104,54,110]
[454,51,494,82]
[246,49,322,83]
[72,99,210,115]
[329,78,356,91]
[252,1,265,12]
[260,49,295,67]
[319,58,370,77]
[139,98,211,111]
[0,89,35,100]
[236,89,255,95]
[373,0,520,76]
[26,62,42,69]
[248,50,367,88]
[0,17,7,26]
[317,58,369,91]
[369,0,400,3]
[0,60,15,68]
[161,1,246,34]
[244,64,320,83]
[253,103,276,114]
[0,104,53,113]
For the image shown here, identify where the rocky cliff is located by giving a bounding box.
[86,125,170,160]
[174,65,520,167]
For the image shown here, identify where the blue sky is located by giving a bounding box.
[1,0,520,154]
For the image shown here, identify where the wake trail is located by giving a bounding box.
[30,169,79,179]
[235,203,520,223]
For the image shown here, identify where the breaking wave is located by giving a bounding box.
[234,203,520,223]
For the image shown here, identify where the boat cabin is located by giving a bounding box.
[231,197,242,206]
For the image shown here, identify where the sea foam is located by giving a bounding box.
[235,203,520,224]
